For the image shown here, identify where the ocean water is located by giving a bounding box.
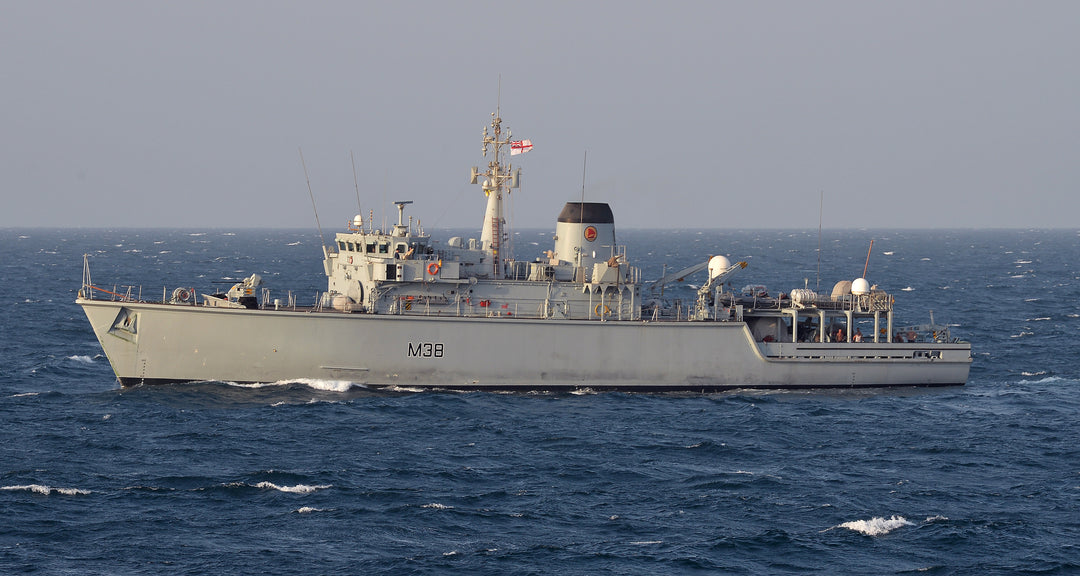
[2,227,1079,575]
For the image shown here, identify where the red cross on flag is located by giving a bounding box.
[510,139,533,155]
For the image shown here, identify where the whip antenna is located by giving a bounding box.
[863,239,874,278]
[351,150,362,214]
[299,147,327,252]
[817,190,823,290]
[580,150,587,222]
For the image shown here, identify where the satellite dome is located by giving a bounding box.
[851,277,870,296]
[708,255,732,279]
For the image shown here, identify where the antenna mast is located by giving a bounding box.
[472,86,524,279]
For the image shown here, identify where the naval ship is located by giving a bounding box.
[77,109,972,391]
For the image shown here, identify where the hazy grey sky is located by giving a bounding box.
[2,1,1077,230]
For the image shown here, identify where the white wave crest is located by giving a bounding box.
[836,515,913,536]
[254,482,331,494]
[421,502,453,509]
[67,355,95,364]
[295,506,326,514]
[2,484,91,496]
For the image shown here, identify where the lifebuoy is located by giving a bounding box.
[427,262,441,275]
[594,303,611,317]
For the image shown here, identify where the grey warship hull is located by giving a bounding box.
[77,105,972,390]
[79,297,971,390]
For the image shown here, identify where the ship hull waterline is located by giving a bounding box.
[78,299,972,391]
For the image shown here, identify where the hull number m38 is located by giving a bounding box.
[408,342,444,358]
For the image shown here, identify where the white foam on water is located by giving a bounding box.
[11,392,40,398]
[254,482,331,494]
[384,385,425,393]
[1020,376,1065,384]
[295,506,326,514]
[901,286,914,291]
[290,378,363,392]
[422,502,453,509]
[229,379,362,393]
[2,484,91,496]
[630,541,663,545]
[67,355,95,364]
[835,515,913,536]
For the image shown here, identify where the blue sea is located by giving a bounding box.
[2,227,1078,575]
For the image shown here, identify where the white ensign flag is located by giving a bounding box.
[510,139,533,155]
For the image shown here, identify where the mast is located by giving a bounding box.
[472,106,522,278]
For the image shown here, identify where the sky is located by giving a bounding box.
[2,1,1078,230]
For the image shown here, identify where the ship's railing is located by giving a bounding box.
[893,324,955,343]
[79,283,137,302]
[715,290,893,313]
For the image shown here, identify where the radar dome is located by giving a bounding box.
[352,214,364,228]
[708,255,732,279]
[851,277,870,296]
